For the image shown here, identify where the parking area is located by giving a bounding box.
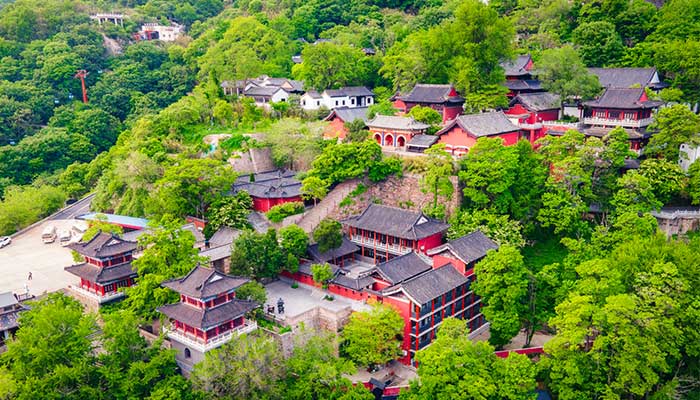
[0,219,77,297]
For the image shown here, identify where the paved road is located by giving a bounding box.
[50,193,94,220]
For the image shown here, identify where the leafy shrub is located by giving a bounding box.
[218,133,249,151]
[266,201,305,223]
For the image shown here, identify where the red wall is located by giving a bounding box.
[280,270,317,287]
[252,195,303,212]
[383,296,413,365]
[323,117,349,140]
[432,253,467,275]
[392,99,407,114]
[417,232,444,253]
[438,126,521,155]
[443,105,463,123]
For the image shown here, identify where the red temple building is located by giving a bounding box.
[505,92,561,144]
[64,232,138,308]
[392,84,465,123]
[366,115,430,149]
[501,54,544,98]
[435,111,521,156]
[323,107,370,141]
[231,170,302,212]
[324,231,498,365]
[344,204,448,263]
[158,265,258,374]
[579,87,663,152]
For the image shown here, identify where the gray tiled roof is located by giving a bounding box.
[161,265,249,299]
[181,223,205,243]
[324,107,370,123]
[583,88,663,110]
[208,226,241,248]
[375,252,432,284]
[426,231,498,265]
[200,245,232,262]
[344,204,448,240]
[437,112,520,138]
[304,90,322,99]
[501,54,532,77]
[244,86,283,97]
[588,67,658,89]
[366,115,430,131]
[67,232,137,259]
[510,92,561,111]
[504,79,543,91]
[232,170,302,199]
[158,299,257,330]
[64,262,137,284]
[247,212,271,233]
[307,237,359,263]
[341,86,374,97]
[393,264,469,305]
[400,84,464,104]
[407,134,439,148]
[0,292,18,309]
[331,273,375,290]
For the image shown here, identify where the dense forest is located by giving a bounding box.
[1,0,700,398]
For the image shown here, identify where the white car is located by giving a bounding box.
[0,236,10,248]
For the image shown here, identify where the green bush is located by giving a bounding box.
[218,133,250,151]
[266,201,305,223]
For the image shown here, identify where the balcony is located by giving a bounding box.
[583,117,654,128]
[68,284,125,304]
[349,235,412,256]
[164,321,258,353]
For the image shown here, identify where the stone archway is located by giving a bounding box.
[374,133,382,145]
[397,135,406,147]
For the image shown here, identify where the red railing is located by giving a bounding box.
[494,346,544,358]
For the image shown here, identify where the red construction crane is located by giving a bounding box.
[74,69,89,103]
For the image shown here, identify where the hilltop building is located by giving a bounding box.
[301,87,375,111]
[366,115,430,149]
[435,112,521,156]
[231,170,302,212]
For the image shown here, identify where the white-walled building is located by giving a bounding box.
[301,87,374,111]
[137,23,183,42]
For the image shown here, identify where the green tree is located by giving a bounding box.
[292,43,370,90]
[538,45,602,102]
[344,119,368,143]
[420,144,454,219]
[279,224,309,259]
[230,229,288,279]
[313,219,343,254]
[123,217,204,320]
[573,21,625,67]
[191,334,285,400]
[301,176,330,206]
[688,160,700,205]
[447,209,525,248]
[151,158,237,219]
[638,158,686,204]
[407,105,442,126]
[311,263,334,288]
[205,191,253,233]
[611,170,663,213]
[341,303,404,367]
[646,104,700,160]
[284,332,373,400]
[235,281,267,305]
[459,137,517,214]
[403,318,537,400]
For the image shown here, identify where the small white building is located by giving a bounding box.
[301,87,374,111]
[679,143,700,172]
[138,23,183,42]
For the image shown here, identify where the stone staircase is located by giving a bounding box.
[297,179,359,234]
